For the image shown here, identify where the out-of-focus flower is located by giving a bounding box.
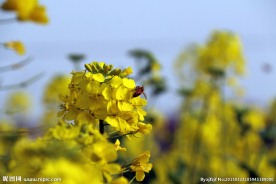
[137,122,152,135]
[41,159,103,184]
[197,30,245,75]
[1,0,49,24]
[174,30,246,92]
[243,109,265,132]
[130,151,153,181]
[10,126,119,182]
[110,177,128,184]
[28,5,48,24]
[4,41,25,55]
[43,75,71,105]
[151,61,161,72]
[40,75,71,128]
[5,91,31,114]
[102,163,121,183]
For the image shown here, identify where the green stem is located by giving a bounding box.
[0,56,32,73]
[100,120,104,134]
[0,72,44,90]
[129,176,136,184]
[0,17,17,24]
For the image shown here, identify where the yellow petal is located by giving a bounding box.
[114,139,126,152]
[137,123,152,134]
[105,116,119,128]
[104,164,121,175]
[102,87,112,100]
[137,108,147,121]
[130,97,147,106]
[92,73,105,82]
[107,100,119,114]
[118,102,133,112]
[142,163,153,172]
[136,171,145,181]
[115,86,130,100]
[110,76,122,88]
[122,78,135,89]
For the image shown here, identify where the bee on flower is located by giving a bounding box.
[133,86,147,99]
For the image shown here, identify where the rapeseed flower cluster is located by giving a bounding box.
[40,75,71,129]
[58,62,151,135]
[175,31,245,97]
[43,75,71,106]
[197,30,245,75]
[0,62,153,183]
[5,91,31,114]
[1,2,153,183]
[149,31,275,184]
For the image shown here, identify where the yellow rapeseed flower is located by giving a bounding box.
[137,122,152,135]
[28,5,48,24]
[151,61,161,72]
[243,109,265,131]
[1,0,49,24]
[5,91,31,113]
[59,62,149,135]
[4,41,25,55]
[43,75,71,105]
[197,30,245,75]
[130,151,153,181]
